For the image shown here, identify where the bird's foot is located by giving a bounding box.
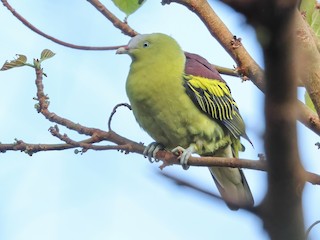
[171,145,195,170]
[143,142,165,163]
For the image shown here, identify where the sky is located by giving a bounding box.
[0,1,319,240]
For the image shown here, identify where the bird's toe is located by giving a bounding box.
[143,142,164,163]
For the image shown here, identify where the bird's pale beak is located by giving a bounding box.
[116,46,129,54]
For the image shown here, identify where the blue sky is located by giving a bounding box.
[1,1,319,239]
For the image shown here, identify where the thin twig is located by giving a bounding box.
[158,171,223,200]
[305,220,320,240]
[158,171,257,212]
[0,139,75,155]
[32,66,145,153]
[213,64,240,78]
[48,125,133,153]
[1,0,125,51]
[108,103,132,131]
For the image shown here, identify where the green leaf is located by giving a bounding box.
[112,0,146,16]
[305,90,316,112]
[40,49,55,62]
[300,0,317,25]
[0,54,27,71]
[300,0,320,37]
[311,8,320,37]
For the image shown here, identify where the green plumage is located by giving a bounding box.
[117,33,253,209]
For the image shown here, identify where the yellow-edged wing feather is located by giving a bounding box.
[183,52,251,144]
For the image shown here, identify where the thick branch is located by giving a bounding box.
[219,0,305,239]
[295,10,320,118]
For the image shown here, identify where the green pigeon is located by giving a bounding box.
[117,33,254,210]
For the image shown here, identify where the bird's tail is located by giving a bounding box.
[208,144,254,210]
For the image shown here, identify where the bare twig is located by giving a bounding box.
[32,64,146,155]
[158,171,223,200]
[158,171,258,212]
[108,103,132,131]
[1,0,125,51]
[213,64,241,78]
[0,139,76,155]
[305,220,320,240]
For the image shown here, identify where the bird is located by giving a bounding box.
[116,33,254,210]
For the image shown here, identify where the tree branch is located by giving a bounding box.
[2,135,319,185]
[4,57,320,183]
[87,0,138,37]
[1,56,320,187]
[158,171,224,201]
[48,125,133,153]
[1,0,125,51]
[305,220,320,240]
[0,139,77,155]
[220,0,305,239]
[108,103,132,131]
[295,10,320,118]
[2,137,320,187]
[213,64,244,78]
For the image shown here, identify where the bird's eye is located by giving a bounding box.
[143,41,150,48]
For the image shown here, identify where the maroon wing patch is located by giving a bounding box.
[184,52,225,82]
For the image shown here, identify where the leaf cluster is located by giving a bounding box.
[1,49,55,71]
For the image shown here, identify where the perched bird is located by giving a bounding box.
[116,33,254,210]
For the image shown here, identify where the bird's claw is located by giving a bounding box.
[171,145,194,170]
[172,146,185,156]
[143,142,164,163]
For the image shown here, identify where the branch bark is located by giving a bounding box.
[216,0,305,239]
[295,10,320,118]
[261,9,305,240]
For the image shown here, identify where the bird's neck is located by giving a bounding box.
[130,53,185,83]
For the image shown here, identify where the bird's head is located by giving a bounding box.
[116,33,185,63]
